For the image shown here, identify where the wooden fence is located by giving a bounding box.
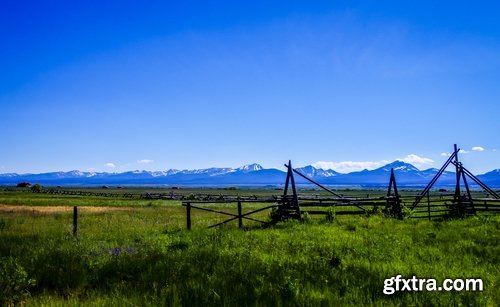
[2,187,278,201]
[182,200,278,229]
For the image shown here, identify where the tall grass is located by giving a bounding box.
[1,200,498,306]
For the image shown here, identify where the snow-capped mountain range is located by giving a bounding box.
[1,161,499,187]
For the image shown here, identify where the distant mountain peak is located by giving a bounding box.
[296,165,339,178]
[297,165,315,172]
[0,162,499,187]
[237,163,263,173]
[423,167,439,172]
[66,170,86,176]
[381,161,420,172]
[180,167,234,176]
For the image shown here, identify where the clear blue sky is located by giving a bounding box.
[1,1,499,174]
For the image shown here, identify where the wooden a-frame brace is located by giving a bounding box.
[411,144,498,217]
[283,160,298,202]
[277,160,302,221]
[386,168,403,219]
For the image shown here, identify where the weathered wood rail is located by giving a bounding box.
[181,146,500,228]
[182,200,279,229]
[182,193,500,229]
[3,144,499,229]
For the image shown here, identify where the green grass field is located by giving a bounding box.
[0,188,499,306]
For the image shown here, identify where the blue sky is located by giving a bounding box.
[1,1,499,174]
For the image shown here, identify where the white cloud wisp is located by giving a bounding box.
[397,154,434,169]
[104,163,116,168]
[312,160,390,173]
[313,154,435,173]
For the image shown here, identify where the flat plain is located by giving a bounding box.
[0,187,499,306]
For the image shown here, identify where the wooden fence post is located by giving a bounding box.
[427,191,431,221]
[186,202,191,230]
[237,200,243,228]
[73,206,78,239]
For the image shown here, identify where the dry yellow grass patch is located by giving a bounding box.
[0,204,134,214]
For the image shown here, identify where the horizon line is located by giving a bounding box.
[2,160,498,176]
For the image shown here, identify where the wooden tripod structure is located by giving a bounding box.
[277,160,302,221]
[411,144,499,217]
[386,168,402,219]
[183,144,500,229]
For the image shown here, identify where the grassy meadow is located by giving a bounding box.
[0,187,499,306]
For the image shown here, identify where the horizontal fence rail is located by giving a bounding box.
[182,200,279,229]
[4,185,500,226]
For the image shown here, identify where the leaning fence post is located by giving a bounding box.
[237,200,243,228]
[186,202,191,230]
[73,206,78,239]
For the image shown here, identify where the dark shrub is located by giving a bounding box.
[30,183,42,192]
[16,182,32,188]
[0,257,36,306]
